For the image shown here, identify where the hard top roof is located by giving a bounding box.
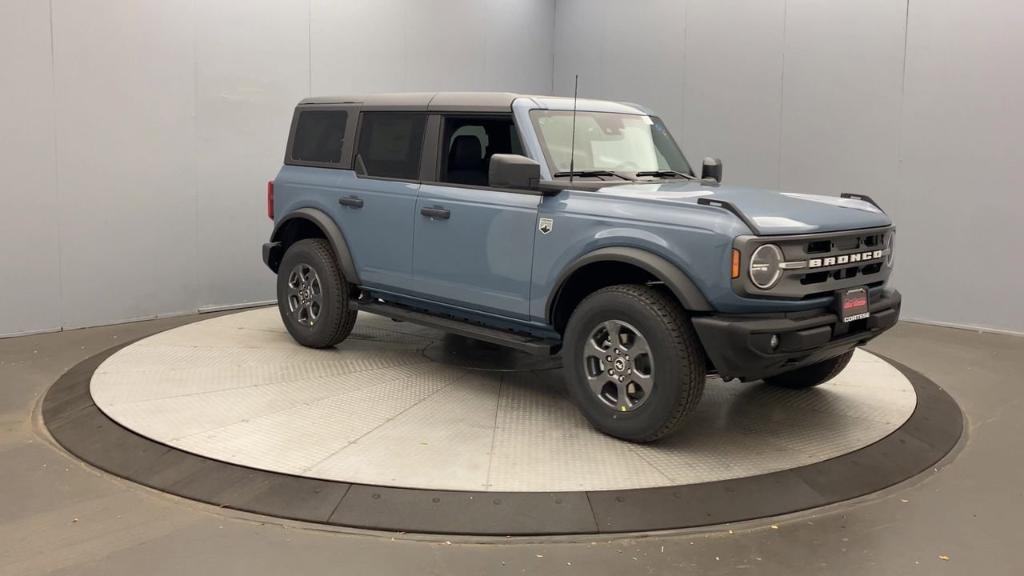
[297,92,652,115]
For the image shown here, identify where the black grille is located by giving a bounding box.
[733,226,893,300]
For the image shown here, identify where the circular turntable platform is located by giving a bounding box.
[43,307,963,535]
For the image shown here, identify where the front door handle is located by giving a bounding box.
[420,206,450,220]
[338,195,364,208]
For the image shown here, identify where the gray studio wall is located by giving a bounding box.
[0,0,555,337]
[554,0,1024,335]
[3,0,1021,338]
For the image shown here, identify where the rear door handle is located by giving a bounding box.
[420,206,450,220]
[338,195,363,208]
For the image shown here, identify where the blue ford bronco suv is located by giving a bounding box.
[263,92,900,442]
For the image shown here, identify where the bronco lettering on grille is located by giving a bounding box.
[807,250,883,269]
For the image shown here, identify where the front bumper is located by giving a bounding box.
[691,288,901,381]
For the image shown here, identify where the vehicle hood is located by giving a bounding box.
[595,181,892,235]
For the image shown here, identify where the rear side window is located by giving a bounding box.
[355,112,427,180]
[290,110,348,164]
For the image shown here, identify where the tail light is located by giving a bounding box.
[267,180,274,220]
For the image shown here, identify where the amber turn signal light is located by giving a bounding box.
[731,249,741,279]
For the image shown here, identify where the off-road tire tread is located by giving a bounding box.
[280,238,357,349]
[579,284,705,442]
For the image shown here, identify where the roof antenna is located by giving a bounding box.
[569,74,579,184]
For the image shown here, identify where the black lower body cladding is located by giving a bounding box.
[691,289,901,382]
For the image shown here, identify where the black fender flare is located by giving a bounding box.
[547,247,713,323]
[269,208,359,284]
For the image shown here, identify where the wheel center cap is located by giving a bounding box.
[613,358,627,372]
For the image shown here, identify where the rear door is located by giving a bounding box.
[332,111,426,292]
[412,114,539,319]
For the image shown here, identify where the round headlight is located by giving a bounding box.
[886,231,895,267]
[749,244,784,289]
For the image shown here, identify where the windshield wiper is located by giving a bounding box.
[552,170,635,181]
[634,170,695,180]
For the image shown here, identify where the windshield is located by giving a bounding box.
[530,110,692,178]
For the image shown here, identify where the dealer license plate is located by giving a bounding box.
[838,287,870,323]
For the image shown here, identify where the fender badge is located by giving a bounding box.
[538,217,554,234]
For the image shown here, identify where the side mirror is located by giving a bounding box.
[489,154,541,190]
[701,157,723,184]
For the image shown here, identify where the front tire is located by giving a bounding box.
[762,350,854,389]
[276,238,357,349]
[563,285,706,443]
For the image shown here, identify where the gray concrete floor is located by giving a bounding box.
[1,313,1022,575]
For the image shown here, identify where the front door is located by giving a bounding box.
[413,115,539,319]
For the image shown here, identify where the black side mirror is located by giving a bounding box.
[701,157,723,184]
[489,154,541,190]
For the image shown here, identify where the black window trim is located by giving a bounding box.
[420,112,543,196]
[284,105,358,170]
[352,110,430,184]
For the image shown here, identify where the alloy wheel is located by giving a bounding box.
[582,320,655,412]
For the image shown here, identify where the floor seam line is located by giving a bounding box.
[583,491,602,532]
[324,483,352,522]
[483,373,504,491]
[298,370,473,474]
[625,444,676,484]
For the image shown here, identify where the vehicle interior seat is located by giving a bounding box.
[447,135,488,186]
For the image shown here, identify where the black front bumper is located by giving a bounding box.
[691,289,901,381]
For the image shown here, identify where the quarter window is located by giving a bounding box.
[355,112,427,180]
[291,110,348,164]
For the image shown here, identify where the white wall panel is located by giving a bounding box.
[1,0,556,336]
[897,0,1024,333]
[553,0,685,131]
[553,0,1023,332]
[194,1,309,310]
[483,0,556,94]
[682,0,786,187]
[552,0,608,99]
[310,0,410,94]
[312,0,552,96]
[0,1,61,336]
[52,0,198,329]
[4,0,1020,335]
[404,0,489,91]
[779,0,906,200]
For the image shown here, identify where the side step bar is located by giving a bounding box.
[354,301,559,355]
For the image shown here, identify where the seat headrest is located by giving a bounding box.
[449,135,483,170]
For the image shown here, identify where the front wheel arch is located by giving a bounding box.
[547,247,712,333]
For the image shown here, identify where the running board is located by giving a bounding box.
[354,301,559,355]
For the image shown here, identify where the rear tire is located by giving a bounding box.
[763,350,854,389]
[276,238,357,349]
[563,284,705,443]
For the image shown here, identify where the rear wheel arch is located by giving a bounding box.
[547,247,712,334]
[270,208,359,285]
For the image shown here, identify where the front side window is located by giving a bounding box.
[530,110,691,177]
[440,116,523,186]
[291,110,348,164]
[355,112,427,180]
